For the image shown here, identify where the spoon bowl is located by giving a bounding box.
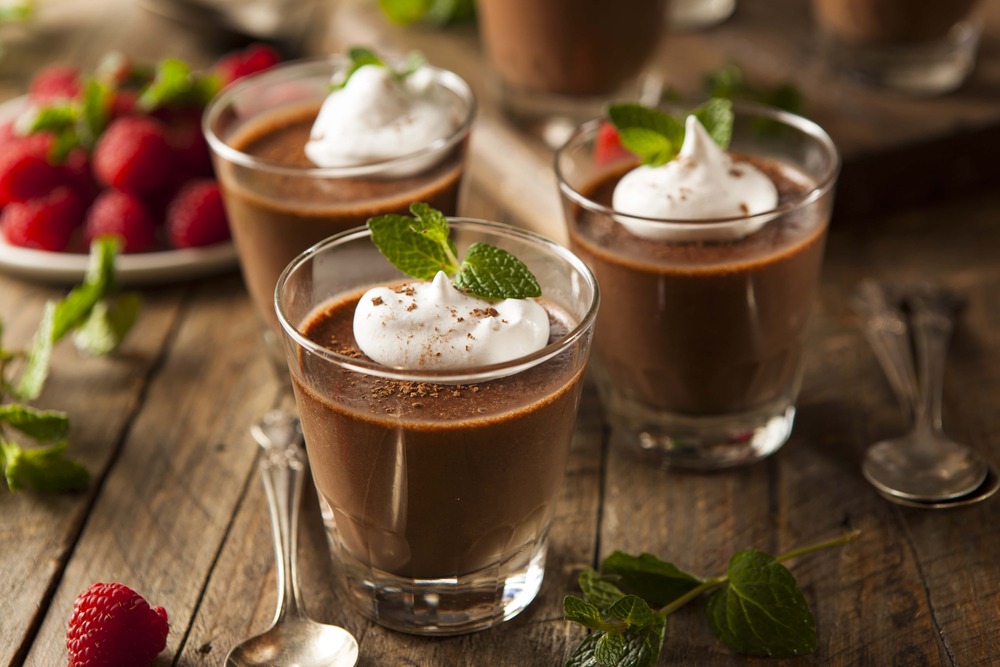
[226,410,359,667]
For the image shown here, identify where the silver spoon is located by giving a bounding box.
[861,285,988,501]
[226,410,359,667]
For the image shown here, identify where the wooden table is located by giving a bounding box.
[2,1,998,665]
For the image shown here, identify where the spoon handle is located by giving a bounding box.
[853,281,919,417]
[255,411,308,625]
[908,291,955,434]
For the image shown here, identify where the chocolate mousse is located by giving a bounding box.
[290,289,586,580]
[812,0,983,45]
[567,156,827,416]
[218,103,467,331]
[477,0,667,96]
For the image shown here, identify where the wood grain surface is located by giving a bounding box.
[1,1,998,666]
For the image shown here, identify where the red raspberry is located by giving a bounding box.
[110,89,140,119]
[84,189,158,253]
[66,582,169,667]
[594,121,632,166]
[166,179,230,248]
[93,116,175,196]
[1,187,84,251]
[28,64,82,103]
[213,43,281,86]
[0,139,68,205]
[165,111,214,179]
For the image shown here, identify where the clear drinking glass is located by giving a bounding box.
[476,0,668,146]
[556,102,839,469]
[275,219,599,635]
[811,0,986,94]
[203,56,475,358]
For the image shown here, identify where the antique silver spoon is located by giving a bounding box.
[226,410,359,667]
[860,284,988,502]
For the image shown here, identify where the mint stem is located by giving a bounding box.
[657,530,860,617]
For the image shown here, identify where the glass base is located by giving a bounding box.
[603,392,797,469]
[494,73,664,149]
[819,20,981,95]
[670,0,735,31]
[330,531,548,636]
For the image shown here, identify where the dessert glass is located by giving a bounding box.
[476,0,668,146]
[556,102,839,469]
[811,0,986,94]
[275,219,599,635]
[203,56,475,361]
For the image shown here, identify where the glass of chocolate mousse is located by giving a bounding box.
[811,0,986,94]
[204,54,475,361]
[556,102,839,469]
[476,0,668,146]
[274,217,599,635]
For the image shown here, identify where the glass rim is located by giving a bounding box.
[202,55,477,179]
[274,218,600,384]
[553,99,841,227]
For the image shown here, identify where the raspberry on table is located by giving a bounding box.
[166,179,231,248]
[1,187,84,252]
[213,42,281,86]
[84,189,158,253]
[28,64,82,103]
[66,582,169,667]
[93,116,176,196]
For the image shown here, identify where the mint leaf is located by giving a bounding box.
[78,78,112,148]
[606,99,735,167]
[606,595,656,628]
[378,0,475,25]
[567,613,667,667]
[594,631,627,665]
[578,568,627,609]
[0,405,69,441]
[367,204,543,301]
[453,243,541,300]
[73,292,141,356]
[705,549,817,657]
[367,213,459,280]
[564,596,605,631]
[13,301,56,401]
[692,98,733,151]
[137,58,219,112]
[602,551,704,607]
[1,439,89,493]
[606,103,684,167]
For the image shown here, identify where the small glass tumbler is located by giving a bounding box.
[556,102,839,469]
[275,220,599,635]
[476,0,668,147]
[204,56,475,358]
[811,0,986,94]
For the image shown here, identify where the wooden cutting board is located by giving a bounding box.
[319,0,1000,239]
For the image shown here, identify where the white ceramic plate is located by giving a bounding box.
[0,95,239,286]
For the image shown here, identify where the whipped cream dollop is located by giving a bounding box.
[353,272,550,370]
[305,64,455,173]
[611,115,779,240]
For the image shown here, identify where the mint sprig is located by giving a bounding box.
[367,203,542,301]
[333,46,427,91]
[606,98,734,168]
[564,530,860,666]
[1,237,142,493]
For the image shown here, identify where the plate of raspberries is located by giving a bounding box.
[0,44,279,285]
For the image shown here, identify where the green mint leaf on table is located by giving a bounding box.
[1,440,88,494]
[368,203,542,300]
[705,549,817,657]
[564,531,860,665]
[2,237,139,493]
[601,551,704,607]
[606,98,733,167]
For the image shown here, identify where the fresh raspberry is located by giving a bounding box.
[66,582,169,667]
[110,89,140,119]
[0,121,18,147]
[0,136,69,205]
[28,64,82,103]
[165,111,214,179]
[84,189,158,253]
[594,121,632,166]
[93,116,175,196]
[1,187,84,251]
[166,179,230,248]
[213,43,281,86]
